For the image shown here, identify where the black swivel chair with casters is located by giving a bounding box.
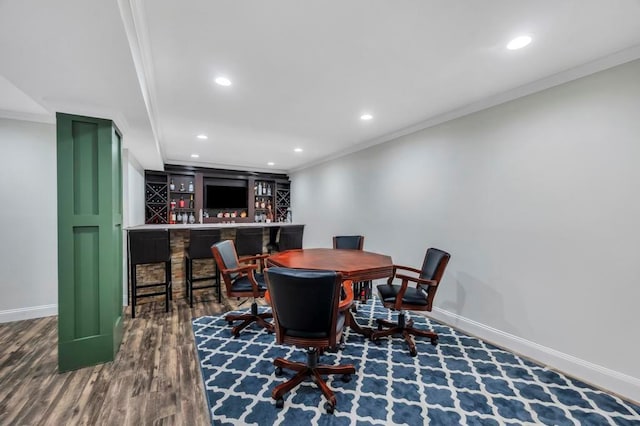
[276,225,304,251]
[370,247,451,356]
[235,227,264,256]
[211,240,273,337]
[185,229,222,307]
[265,267,355,414]
[128,229,172,318]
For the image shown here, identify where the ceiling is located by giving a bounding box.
[1,1,640,173]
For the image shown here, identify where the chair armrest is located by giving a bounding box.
[338,280,354,311]
[395,273,437,287]
[239,253,268,263]
[393,264,423,275]
[223,264,258,275]
[239,253,268,270]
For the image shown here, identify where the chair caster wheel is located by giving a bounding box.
[324,402,335,414]
[409,349,417,357]
[275,398,284,409]
[377,323,383,331]
[430,337,438,346]
[275,366,283,376]
[340,374,351,383]
[227,321,233,326]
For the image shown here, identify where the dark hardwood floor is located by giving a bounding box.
[0,294,240,426]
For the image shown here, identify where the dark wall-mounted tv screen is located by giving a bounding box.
[205,185,248,209]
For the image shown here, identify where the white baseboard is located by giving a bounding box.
[0,304,58,323]
[428,307,640,404]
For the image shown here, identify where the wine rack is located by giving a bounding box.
[275,183,291,222]
[145,174,169,224]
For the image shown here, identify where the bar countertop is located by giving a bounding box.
[125,222,302,231]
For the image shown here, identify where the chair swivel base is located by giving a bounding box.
[225,301,274,337]
[370,312,438,357]
[272,349,355,414]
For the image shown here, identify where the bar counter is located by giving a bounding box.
[126,222,303,302]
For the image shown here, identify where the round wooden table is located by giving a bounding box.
[267,248,394,336]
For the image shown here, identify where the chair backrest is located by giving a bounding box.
[419,248,451,308]
[129,229,170,265]
[265,267,343,347]
[278,225,305,251]
[211,240,240,281]
[235,227,264,256]
[333,235,364,250]
[188,229,222,259]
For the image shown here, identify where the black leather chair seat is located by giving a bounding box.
[286,313,346,339]
[231,273,267,292]
[377,284,429,306]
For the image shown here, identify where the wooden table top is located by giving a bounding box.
[267,248,394,282]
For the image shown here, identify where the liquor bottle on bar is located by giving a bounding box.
[169,179,175,191]
[267,184,271,196]
[179,196,185,208]
[189,194,194,209]
[188,181,194,192]
[258,182,262,195]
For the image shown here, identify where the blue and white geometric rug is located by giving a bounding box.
[193,297,640,425]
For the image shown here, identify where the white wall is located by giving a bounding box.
[122,148,145,304]
[291,59,640,401]
[123,149,145,228]
[0,118,57,321]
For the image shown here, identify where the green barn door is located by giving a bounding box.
[57,113,123,372]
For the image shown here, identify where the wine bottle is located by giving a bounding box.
[258,182,262,195]
[189,194,194,209]
[267,184,271,196]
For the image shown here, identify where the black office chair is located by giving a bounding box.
[211,240,273,337]
[276,225,304,251]
[185,229,222,307]
[128,229,172,318]
[265,267,355,414]
[332,235,371,303]
[235,227,264,256]
[371,248,450,356]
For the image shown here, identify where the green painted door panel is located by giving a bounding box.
[57,113,123,372]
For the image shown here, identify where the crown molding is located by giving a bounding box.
[290,44,640,174]
[0,109,55,124]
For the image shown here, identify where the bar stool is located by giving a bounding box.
[128,229,172,318]
[276,225,305,251]
[185,229,222,307]
[235,227,265,256]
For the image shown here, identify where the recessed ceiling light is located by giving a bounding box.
[215,76,232,86]
[360,114,373,121]
[507,35,532,50]
[294,148,303,153]
[267,162,275,166]
[191,154,200,158]
[196,134,208,140]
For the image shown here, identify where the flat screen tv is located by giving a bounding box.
[205,185,248,209]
